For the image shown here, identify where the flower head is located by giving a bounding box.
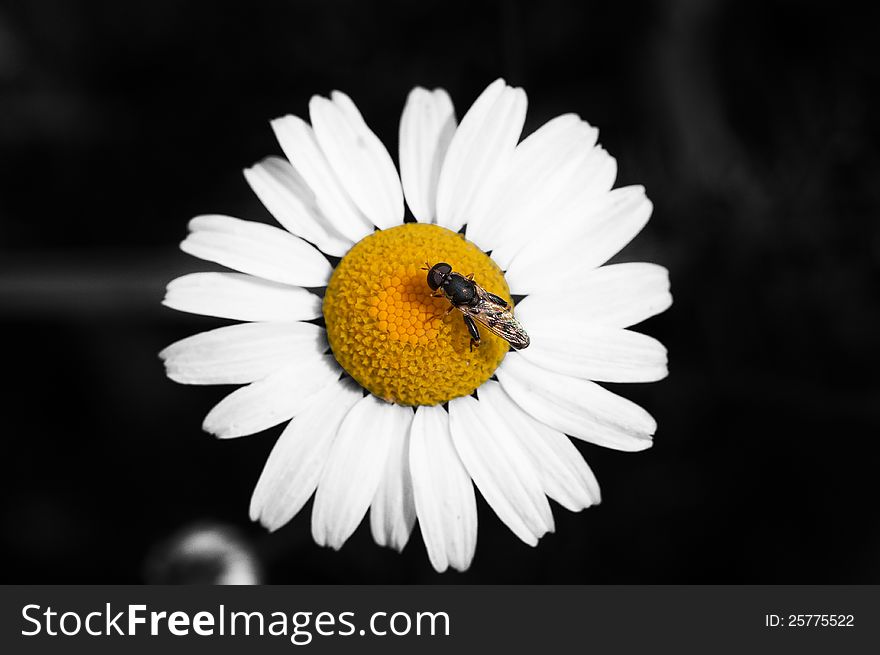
[161,79,671,572]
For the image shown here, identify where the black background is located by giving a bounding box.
[1,0,878,583]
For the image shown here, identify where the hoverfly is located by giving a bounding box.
[424,262,530,351]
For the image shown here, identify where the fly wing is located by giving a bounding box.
[464,286,531,349]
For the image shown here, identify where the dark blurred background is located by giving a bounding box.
[1,0,878,583]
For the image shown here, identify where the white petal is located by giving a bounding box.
[504,186,652,293]
[517,324,668,383]
[249,378,362,531]
[369,408,416,552]
[448,394,553,546]
[490,148,618,270]
[398,87,456,222]
[496,354,655,452]
[271,114,374,243]
[309,92,404,230]
[516,263,672,329]
[180,214,332,287]
[409,405,477,573]
[160,321,327,385]
[311,398,412,550]
[487,145,617,268]
[435,79,527,233]
[162,273,321,322]
[466,113,598,251]
[243,156,353,256]
[478,381,600,511]
[202,355,341,439]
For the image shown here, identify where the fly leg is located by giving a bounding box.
[431,303,457,321]
[484,291,510,309]
[463,314,481,351]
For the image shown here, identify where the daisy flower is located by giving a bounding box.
[160,79,671,573]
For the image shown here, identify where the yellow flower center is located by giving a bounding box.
[323,223,510,406]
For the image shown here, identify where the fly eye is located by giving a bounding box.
[427,262,452,290]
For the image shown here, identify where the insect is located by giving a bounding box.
[424,262,530,351]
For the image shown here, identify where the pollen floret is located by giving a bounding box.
[323,223,510,405]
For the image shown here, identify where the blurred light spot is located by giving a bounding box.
[144,522,261,585]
